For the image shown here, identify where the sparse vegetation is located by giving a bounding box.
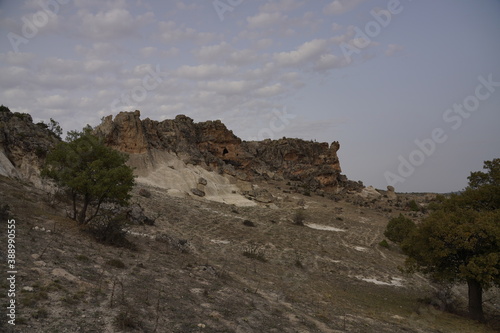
[243,219,256,227]
[242,243,267,262]
[379,239,390,249]
[106,259,126,269]
[293,209,306,226]
[114,309,142,330]
[407,199,420,212]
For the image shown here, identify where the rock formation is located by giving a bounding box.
[0,106,59,185]
[95,110,344,192]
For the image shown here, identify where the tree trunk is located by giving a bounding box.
[467,278,485,322]
[78,197,89,224]
[72,192,77,221]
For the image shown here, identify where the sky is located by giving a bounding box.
[0,0,499,193]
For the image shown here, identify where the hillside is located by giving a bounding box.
[0,108,498,332]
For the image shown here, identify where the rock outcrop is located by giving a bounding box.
[95,110,344,192]
[0,106,59,185]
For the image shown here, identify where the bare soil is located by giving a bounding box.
[0,175,498,332]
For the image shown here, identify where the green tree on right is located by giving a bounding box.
[402,158,500,322]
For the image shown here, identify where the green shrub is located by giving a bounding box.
[384,214,416,244]
[379,239,390,248]
[407,200,420,212]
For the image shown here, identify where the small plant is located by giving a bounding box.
[242,220,256,227]
[20,290,48,307]
[114,309,141,330]
[242,243,267,262]
[106,259,126,269]
[407,199,420,212]
[384,214,416,244]
[76,254,90,262]
[379,239,390,249]
[293,209,306,226]
[32,308,49,319]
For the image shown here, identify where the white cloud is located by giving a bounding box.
[255,38,273,49]
[83,59,118,73]
[194,42,232,63]
[254,83,285,98]
[77,8,153,40]
[314,53,345,71]
[158,20,216,44]
[140,46,157,58]
[323,0,367,15]
[175,64,236,80]
[200,80,257,96]
[0,52,36,66]
[259,0,304,13]
[247,12,287,29]
[36,94,70,109]
[75,42,121,59]
[227,49,260,66]
[274,39,328,67]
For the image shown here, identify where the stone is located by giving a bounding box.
[191,188,206,197]
[0,106,59,186]
[358,186,381,199]
[138,188,152,198]
[386,186,397,200]
[198,177,208,185]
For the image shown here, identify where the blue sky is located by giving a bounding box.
[1,0,499,193]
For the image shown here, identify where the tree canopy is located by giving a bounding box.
[42,127,135,224]
[402,159,500,321]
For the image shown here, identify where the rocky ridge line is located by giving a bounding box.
[95,110,352,192]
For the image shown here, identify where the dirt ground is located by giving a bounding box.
[0,175,498,332]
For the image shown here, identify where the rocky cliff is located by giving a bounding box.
[0,106,59,185]
[95,110,344,192]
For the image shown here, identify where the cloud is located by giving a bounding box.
[158,20,216,44]
[254,83,285,98]
[259,0,304,13]
[385,44,404,56]
[274,39,328,67]
[0,52,36,66]
[36,94,70,109]
[199,80,257,96]
[77,8,153,40]
[247,12,287,29]
[194,42,232,63]
[323,0,367,15]
[75,42,121,59]
[175,64,237,80]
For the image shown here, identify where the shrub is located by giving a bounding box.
[242,243,267,262]
[86,211,135,249]
[0,204,11,220]
[407,199,420,212]
[379,239,390,249]
[384,214,416,244]
[293,209,306,226]
[106,259,126,269]
[114,310,141,330]
[242,220,256,227]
